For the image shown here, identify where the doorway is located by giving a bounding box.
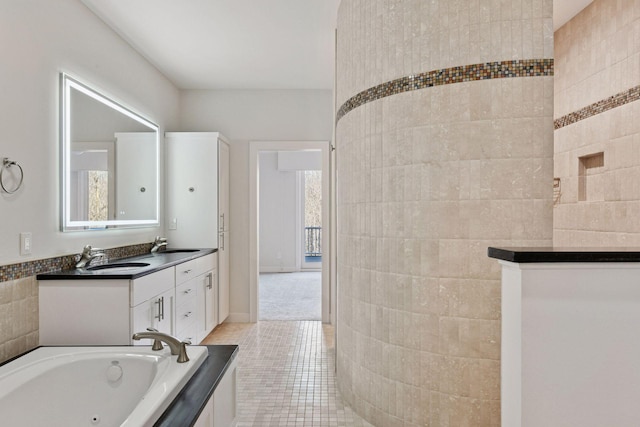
[249,141,332,323]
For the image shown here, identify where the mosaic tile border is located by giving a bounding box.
[0,242,153,283]
[554,84,640,130]
[336,59,554,123]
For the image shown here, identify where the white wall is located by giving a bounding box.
[0,0,180,265]
[179,89,333,319]
[259,152,298,272]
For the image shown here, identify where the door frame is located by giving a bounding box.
[249,141,331,323]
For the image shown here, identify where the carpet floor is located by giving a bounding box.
[259,272,321,321]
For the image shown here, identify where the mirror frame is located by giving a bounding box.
[60,73,160,231]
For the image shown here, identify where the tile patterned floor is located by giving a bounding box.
[201,321,372,427]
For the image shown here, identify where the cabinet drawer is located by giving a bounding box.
[131,268,175,307]
[176,277,198,308]
[175,254,216,285]
[176,296,197,333]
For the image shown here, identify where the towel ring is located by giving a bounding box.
[1,158,24,194]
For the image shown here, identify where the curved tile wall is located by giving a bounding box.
[335,1,554,425]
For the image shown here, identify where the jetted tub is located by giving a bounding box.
[0,345,208,427]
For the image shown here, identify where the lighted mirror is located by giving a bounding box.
[61,73,160,230]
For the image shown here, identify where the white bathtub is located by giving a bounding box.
[0,346,208,427]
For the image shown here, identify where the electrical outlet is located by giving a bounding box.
[169,218,178,230]
[20,232,32,255]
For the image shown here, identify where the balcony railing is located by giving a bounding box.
[305,226,322,257]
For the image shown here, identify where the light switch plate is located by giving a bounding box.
[20,232,32,255]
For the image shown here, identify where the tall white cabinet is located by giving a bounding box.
[166,132,231,327]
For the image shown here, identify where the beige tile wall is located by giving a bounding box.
[554,0,640,246]
[336,1,554,426]
[0,277,38,363]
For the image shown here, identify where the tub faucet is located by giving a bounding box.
[132,330,191,363]
[150,236,167,253]
[75,245,105,268]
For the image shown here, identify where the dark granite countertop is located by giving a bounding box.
[488,247,640,263]
[37,248,217,280]
[155,345,238,427]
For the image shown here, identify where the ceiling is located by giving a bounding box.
[82,0,593,91]
[554,0,594,31]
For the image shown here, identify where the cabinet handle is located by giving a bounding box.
[183,269,192,274]
[183,288,192,294]
[184,311,192,318]
[207,272,213,290]
[220,213,225,231]
[220,232,225,251]
[155,296,164,321]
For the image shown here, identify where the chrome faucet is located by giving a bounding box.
[150,236,168,253]
[75,245,105,268]
[132,330,191,363]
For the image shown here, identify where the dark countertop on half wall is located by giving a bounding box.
[488,247,640,263]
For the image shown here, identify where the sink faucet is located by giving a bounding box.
[132,330,191,363]
[75,245,105,268]
[150,236,168,253]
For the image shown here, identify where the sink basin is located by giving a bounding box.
[159,249,200,254]
[86,262,150,271]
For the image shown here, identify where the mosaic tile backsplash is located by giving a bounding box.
[0,242,153,283]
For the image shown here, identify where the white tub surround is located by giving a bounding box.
[489,247,640,427]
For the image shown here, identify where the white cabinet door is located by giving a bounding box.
[132,298,155,346]
[218,139,230,324]
[205,271,218,332]
[197,270,217,342]
[218,140,230,231]
[166,133,219,248]
[132,287,174,345]
[153,287,174,335]
[218,233,229,323]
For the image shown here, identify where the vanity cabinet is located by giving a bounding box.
[40,267,174,346]
[39,252,216,346]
